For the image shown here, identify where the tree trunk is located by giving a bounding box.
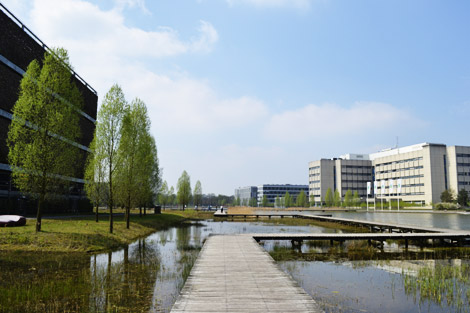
[36,194,44,232]
[139,206,142,217]
[95,205,99,222]
[109,164,113,234]
[126,206,130,229]
[144,206,146,216]
[126,193,131,229]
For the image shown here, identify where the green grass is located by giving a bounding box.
[0,213,188,253]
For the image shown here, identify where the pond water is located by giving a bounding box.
[1,218,470,312]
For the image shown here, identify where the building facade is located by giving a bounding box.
[257,184,308,206]
[309,143,470,206]
[0,4,98,214]
[309,155,373,205]
[234,186,258,206]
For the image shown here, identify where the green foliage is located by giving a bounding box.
[169,186,176,206]
[115,98,155,227]
[249,197,257,207]
[159,181,169,208]
[309,194,315,207]
[325,188,333,207]
[84,136,106,223]
[296,190,307,207]
[177,170,191,210]
[344,190,353,207]
[92,84,127,233]
[333,189,341,207]
[440,189,456,203]
[434,202,460,210]
[284,191,292,208]
[353,191,361,207]
[8,48,83,232]
[262,195,269,207]
[457,189,469,207]
[193,180,202,207]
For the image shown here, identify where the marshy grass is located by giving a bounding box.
[402,262,470,311]
[0,213,194,253]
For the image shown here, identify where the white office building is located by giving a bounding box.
[309,143,470,206]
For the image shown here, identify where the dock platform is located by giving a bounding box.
[171,235,321,312]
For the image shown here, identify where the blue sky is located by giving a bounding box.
[4,0,470,195]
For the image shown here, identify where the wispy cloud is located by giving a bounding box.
[226,0,312,9]
[264,102,424,142]
[30,0,218,59]
[27,0,263,137]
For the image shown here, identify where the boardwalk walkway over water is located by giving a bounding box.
[214,212,463,234]
[171,235,321,313]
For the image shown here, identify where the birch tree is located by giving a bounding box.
[85,136,106,222]
[8,48,83,232]
[93,84,127,233]
[177,171,191,211]
[193,180,202,208]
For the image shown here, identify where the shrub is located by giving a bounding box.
[434,202,461,210]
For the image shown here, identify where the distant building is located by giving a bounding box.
[257,184,308,206]
[309,143,470,206]
[0,3,98,214]
[234,186,258,206]
[308,156,373,206]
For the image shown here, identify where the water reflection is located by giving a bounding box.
[3,218,470,312]
[305,211,470,230]
[266,241,470,313]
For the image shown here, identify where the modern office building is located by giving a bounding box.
[309,155,373,205]
[257,184,308,206]
[234,186,258,206]
[0,4,98,214]
[309,143,470,206]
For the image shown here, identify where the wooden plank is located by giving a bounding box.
[250,232,470,242]
[214,212,467,234]
[171,235,322,313]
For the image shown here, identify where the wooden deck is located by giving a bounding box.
[171,235,321,313]
[214,212,462,234]
[251,232,470,248]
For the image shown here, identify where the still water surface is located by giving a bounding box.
[1,217,470,312]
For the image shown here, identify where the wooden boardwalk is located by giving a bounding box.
[171,235,321,313]
[214,212,463,234]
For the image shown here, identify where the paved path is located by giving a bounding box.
[171,235,321,313]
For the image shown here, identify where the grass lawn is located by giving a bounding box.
[0,212,207,253]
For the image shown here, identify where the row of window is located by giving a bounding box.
[309,166,320,171]
[457,163,470,167]
[376,157,423,167]
[342,165,372,169]
[341,180,370,183]
[457,153,470,158]
[376,174,424,181]
[458,172,470,176]
[376,166,423,174]
[377,192,425,196]
[341,172,372,176]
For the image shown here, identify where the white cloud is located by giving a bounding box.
[24,0,264,137]
[226,0,312,9]
[113,0,150,14]
[29,0,217,59]
[264,102,422,142]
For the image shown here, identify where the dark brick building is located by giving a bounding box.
[0,4,98,214]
